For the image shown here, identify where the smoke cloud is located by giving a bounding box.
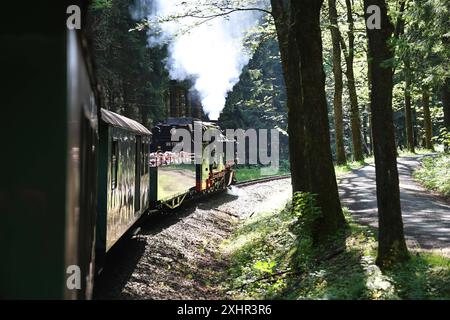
[132,0,263,120]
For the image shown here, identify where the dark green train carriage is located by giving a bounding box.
[96,109,152,268]
[1,1,99,299]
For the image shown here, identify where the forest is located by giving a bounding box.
[86,0,450,299]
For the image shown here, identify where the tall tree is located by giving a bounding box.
[404,60,415,152]
[291,0,346,241]
[422,85,433,150]
[328,0,347,165]
[270,0,309,194]
[341,0,364,161]
[272,0,346,243]
[364,0,409,268]
[366,46,374,154]
[443,78,450,138]
[394,0,415,153]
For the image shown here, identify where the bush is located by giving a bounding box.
[433,128,450,150]
[415,154,450,196]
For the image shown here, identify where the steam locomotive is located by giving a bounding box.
[0,2,235,299]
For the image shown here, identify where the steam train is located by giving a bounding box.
[0,2,235,299]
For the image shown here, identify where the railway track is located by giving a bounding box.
[234,174,291,187]
[111,174,291,246]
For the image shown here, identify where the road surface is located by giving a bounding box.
[339,155,450,256]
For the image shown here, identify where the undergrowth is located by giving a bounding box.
[397,148,434,157]
[222,193,450,300]
[334,158,373,177]
[414,153,450,197]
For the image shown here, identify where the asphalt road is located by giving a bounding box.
[339,155,450,256]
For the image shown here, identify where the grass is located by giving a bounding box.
[235,165,290,182]
[235,156,375,182]
[334,157,374,178]
[397,147,435,157]
[414,153,450,197]
[221,200,450,300]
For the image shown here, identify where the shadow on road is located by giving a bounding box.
[339,155,450,252]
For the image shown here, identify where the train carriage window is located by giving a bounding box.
[142,142,148,175]
[111,140,119,190]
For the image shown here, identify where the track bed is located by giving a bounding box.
[94,178,292,299]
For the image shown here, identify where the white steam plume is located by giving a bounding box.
[132,0,264,120]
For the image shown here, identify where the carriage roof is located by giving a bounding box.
[101,108,151,135]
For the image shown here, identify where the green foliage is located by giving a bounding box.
[395,0,449,88]
[221,201,297,299]
[223,193,329,299]
[219,38,289,161]
[434,128,450,148]
[129,0,272,37]
[391,0,449,148]
[385,253,450,299]
[415,153,450,196]
[91,0,112,10]
[290,193,321,242]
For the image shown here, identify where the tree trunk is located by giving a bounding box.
[367,47,374,155]
[342,0,364,162]
[364,0,409,268]
[291,0,346,243]
[422,86,433,150]
[443,78,450,151]
[404,61,415,153]
[271,0,346,243]
[328,0,347,165]
[444,79,450,130]
[271,0,309,193]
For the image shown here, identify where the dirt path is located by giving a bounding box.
[339,155,450,256]
[94,179,292,300]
